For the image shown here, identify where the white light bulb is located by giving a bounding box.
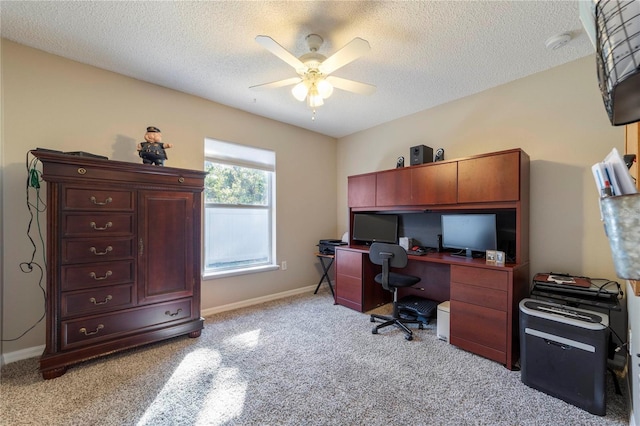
[291,82,308,102]
[317,79,333,98]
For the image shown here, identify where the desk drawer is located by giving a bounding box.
[450,300,507,353]
[336,274,363,305]
[451,265,508,291]
[336,250,363,277]
[451,282,507,311]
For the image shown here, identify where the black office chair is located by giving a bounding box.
[368,242,423,341]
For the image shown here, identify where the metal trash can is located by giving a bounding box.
[519,298,609,415]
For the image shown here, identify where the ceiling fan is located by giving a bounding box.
[250,34,376,109]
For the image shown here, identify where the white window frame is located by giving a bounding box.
[203,139,277,279]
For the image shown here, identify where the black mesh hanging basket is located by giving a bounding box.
[596,0,640,126]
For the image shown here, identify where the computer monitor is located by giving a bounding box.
[352,213,398,245]
[441,213,497,258]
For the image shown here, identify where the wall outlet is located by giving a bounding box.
[281,261,287,270]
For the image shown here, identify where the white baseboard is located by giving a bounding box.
[1,345,45,366]
[1,285,318,366]
[201,285,317,317]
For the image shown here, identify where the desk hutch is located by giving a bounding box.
[336,148,530,369]
[32,151,206,379]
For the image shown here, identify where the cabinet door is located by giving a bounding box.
[348,174,376,207]
[458,151,520,203]
[138,190,195,305]
[411,162,457,205]
[376,168,412,206]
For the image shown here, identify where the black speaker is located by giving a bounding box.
[410,145,433,165]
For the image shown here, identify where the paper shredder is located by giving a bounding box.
[519,298,609,415]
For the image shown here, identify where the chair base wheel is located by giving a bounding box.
[405,334,413,341]
[372,328,378,334]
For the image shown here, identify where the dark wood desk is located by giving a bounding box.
[335,246,529,370]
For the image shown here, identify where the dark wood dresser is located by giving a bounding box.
[32,150,206,379]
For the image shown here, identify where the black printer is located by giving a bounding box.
[317,239,347,255]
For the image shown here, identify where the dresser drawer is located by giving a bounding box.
[61,298,193,350]
[62,238,135,264]
[61,260,134,291]
[61,284,135,318]
[63,213,134,237]
[451,265,508,291]
[63,187,134,211]
[450,281,507,311]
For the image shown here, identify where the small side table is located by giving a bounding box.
[315,252,335,299]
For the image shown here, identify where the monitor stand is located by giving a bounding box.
[451,248,473,258]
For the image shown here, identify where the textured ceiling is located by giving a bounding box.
[1,1,595,138]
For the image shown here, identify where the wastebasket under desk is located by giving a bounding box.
[519,299,609,416]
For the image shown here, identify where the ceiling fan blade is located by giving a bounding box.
[319,37,370,75]
[326,76,376,95]
[249,77,301,90]
[255,35,307,73]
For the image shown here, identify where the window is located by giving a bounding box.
[204,139,276,276]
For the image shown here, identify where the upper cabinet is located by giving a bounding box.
[376,168,412,206]
[348,149,528,209]
[411,161,458,205]
[457,150,521,203]
[348,173,377,207]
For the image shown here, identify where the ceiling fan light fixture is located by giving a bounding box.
[307,86,324,107]
[291,82,308,101]
[317,79,334,98]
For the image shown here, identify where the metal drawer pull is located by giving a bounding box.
[89,270,112,280]
[79,324,104,336]
[165,308,183,317]
[89,246,113,256]
[89,295,113,305]
[90,196,113,206]
[90,221,113,231]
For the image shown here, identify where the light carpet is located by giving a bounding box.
[0,288,629,425]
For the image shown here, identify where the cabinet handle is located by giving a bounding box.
[89,270,112,281]
[89,295,112,305]
[138,238,144,256]
[165,308,183,317]
[90,221,113,231]
[90,196,112,206]
[89,246,113,256]
[79,324,104,336]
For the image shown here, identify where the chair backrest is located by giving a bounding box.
[368,243,408,291]
[368,242,408,268]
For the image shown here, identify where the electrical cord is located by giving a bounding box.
[1,153,47,342]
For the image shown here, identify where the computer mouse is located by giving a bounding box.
[416,247,426,254]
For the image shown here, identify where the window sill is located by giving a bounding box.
[203,264,280,280]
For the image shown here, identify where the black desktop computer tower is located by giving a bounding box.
[410,145,433,165]
[519,299,609,415]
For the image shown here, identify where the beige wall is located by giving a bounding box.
[1,40,628,359]
[337,56,624,283]
[1,40,338,356]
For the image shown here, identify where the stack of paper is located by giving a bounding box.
[592,147,638,197]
